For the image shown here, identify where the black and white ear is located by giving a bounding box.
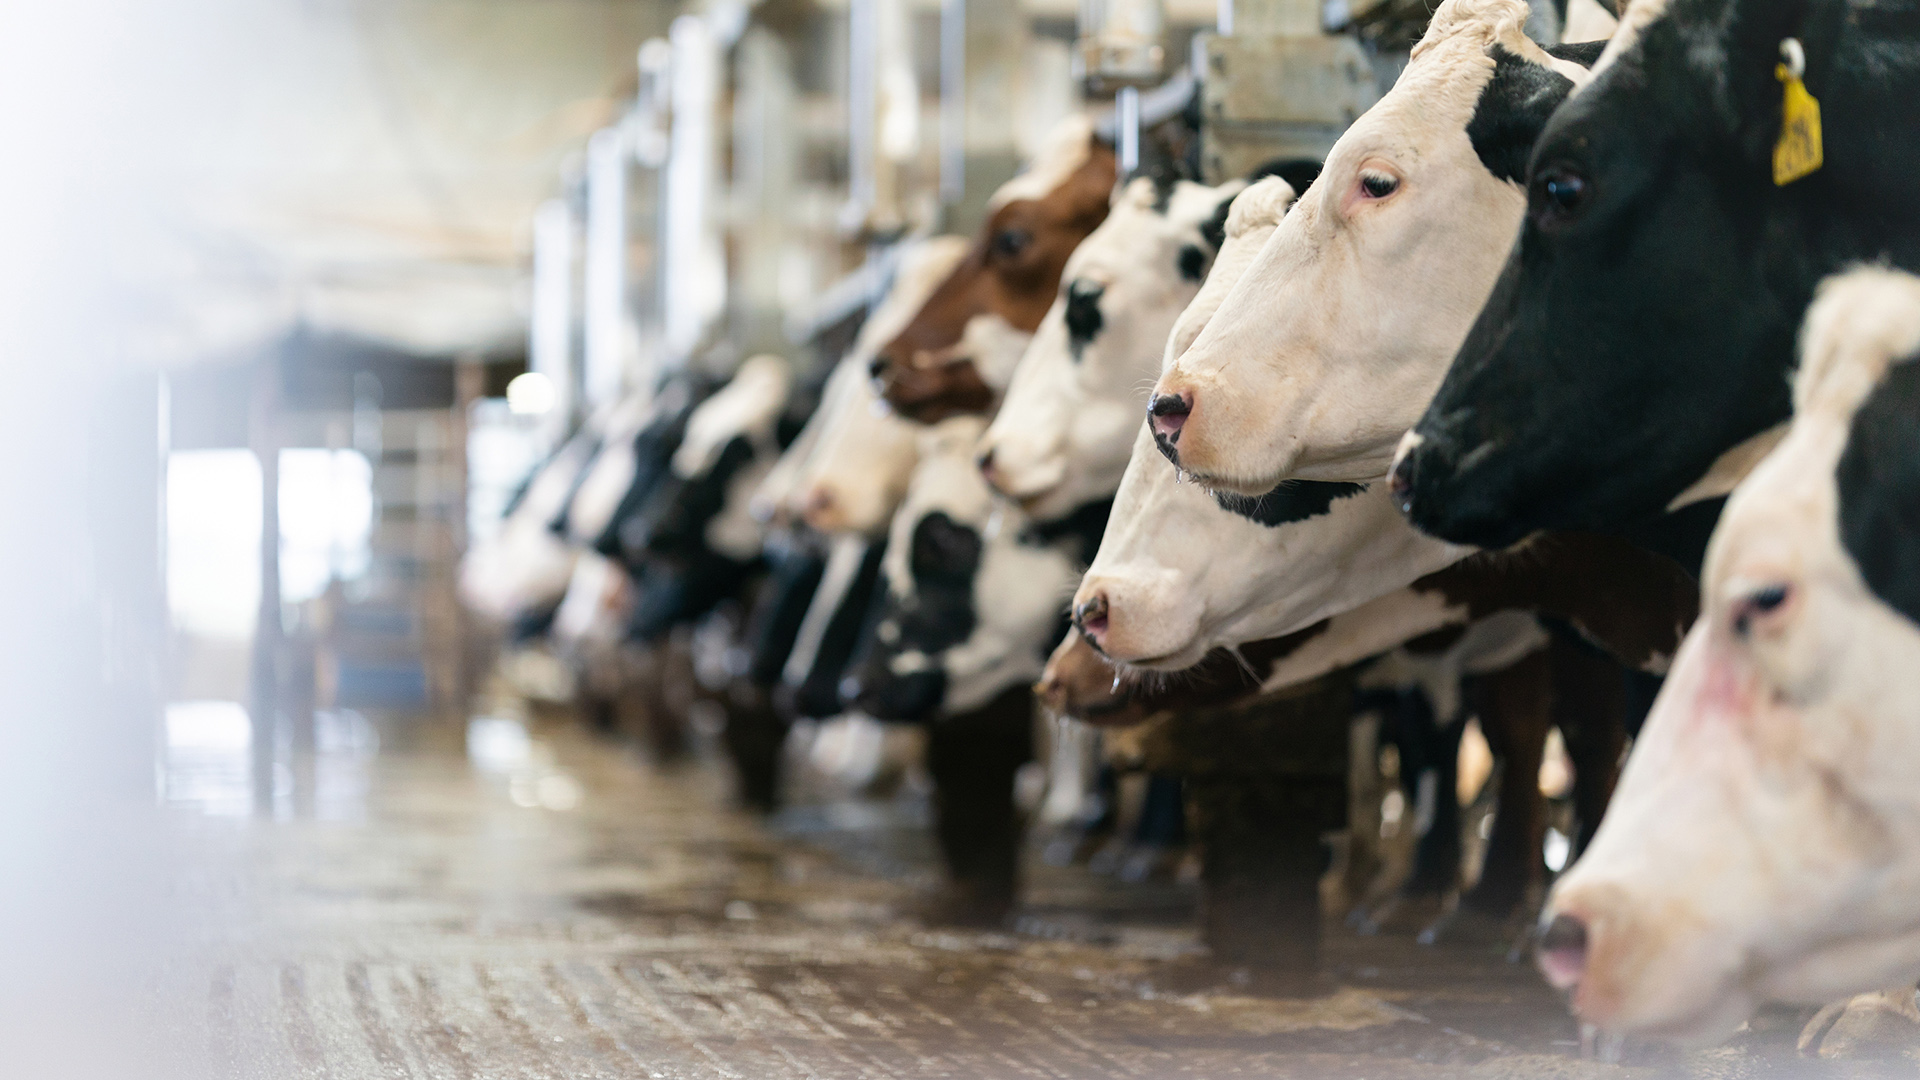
[1466,45,1592,185]
[1837,358,1920,626]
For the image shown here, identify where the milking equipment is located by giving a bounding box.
[1197,0,1377,179]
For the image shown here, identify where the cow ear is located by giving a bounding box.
[1466,46,1584,186]
[1837,358,1920,625]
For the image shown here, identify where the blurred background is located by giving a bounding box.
[0,0,1426,1073]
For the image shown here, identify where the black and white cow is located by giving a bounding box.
[1538,268,1920,1044]
[1394,0,1920,547]
[841,417,1106,924]
[979,172,1260,520]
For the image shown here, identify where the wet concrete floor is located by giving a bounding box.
[171,700,1897,1079]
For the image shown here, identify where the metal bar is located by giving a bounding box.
[583,127,628,409]
[1117,85,1140,176]
[846,0,878,214]
[939,0,966,203]
[529,198,574,436]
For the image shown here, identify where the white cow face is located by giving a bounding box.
[1070,424,1466,671]
[1149,0,1592,495]
[851,417,1081,718]
[979,176,1248,521]
[784,236,970,536]
[1538,269,1920,1042]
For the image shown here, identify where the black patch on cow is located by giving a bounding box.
[1401,0,1920,547]
[851,512,984,721]
[1177,244,1208,283]
[1465,43,1597,187]
[1838,356,1920,626]
[1214,480,1368,527]
[1064,278,1106,360]
[586,377,708,554]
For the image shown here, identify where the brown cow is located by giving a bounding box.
[874,117,1118,423]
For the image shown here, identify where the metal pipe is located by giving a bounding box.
[1117,85,1140,175]
[939,0,966,203]
[583,127,627,409]
[663,15,722,365]
[846,0,878,216]
[529,198,574,435]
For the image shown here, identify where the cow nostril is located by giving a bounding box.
[1389,449,1419,512]
[1147,392,1192,443]
[977,449,995,477]
[1074,593,1110,641]
[868,355,891,382]
[1536,913,1590,991]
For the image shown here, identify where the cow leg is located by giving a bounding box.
[1118,773,1185,883]
[1458,648,1552,921]
[923,685,1035,927]
[721,681,789,814]
[1549,629,1630,858]
[1189,774,1345,978]
[1399,692,1464,899]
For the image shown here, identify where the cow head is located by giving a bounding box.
[978,174,1257,521]
[1537,269,1920,1041]
[1149,0,1602,495]
[848,417,1084,720]
[786,237,971,535]
[873,118,1118,423]
[1070,424,1466,670]
[1395,0,1920,546]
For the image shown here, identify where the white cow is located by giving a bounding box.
[1537,268,1920,1044]
[1146,0,1600,496]
[773,236,970,536]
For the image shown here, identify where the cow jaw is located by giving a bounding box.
[1078,425,1464,669]
[1149,0,1529,496]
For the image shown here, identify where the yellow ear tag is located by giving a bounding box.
[1773,38,1823,186]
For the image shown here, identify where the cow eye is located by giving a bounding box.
[1358,171,1399,200]
[1532,167,1591,229]
[1732,583,1792,638]
[989,227,1032,260]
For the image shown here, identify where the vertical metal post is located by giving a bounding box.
[846,0,879,218]
[663,14,722,365]
[530,198,574,437]
[939,0,966,204]
[583,127,628,410]
[249,349,282,816]
[1217,0,1234,33]
[1117,85,1141,176]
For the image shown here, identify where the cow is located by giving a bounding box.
[872,117,1119,423]
[781,237,971,536]
[459,429,596,636]
[1392,0,1920,548]
[1536,268,1920,1046]
[841,416,1106,924]
[1145,0,1607,497]
[979,166,1317,522]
